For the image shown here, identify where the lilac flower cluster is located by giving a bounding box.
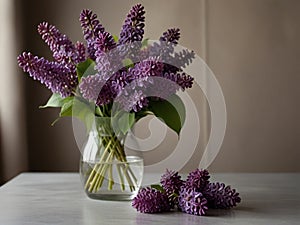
[203,182,241,209]
[185,168,210,191]
[160,169,184,197]
[119,4,145,44]
[79,9,105,60]
[178,186,208,216]
[160,28,181,44]
[18,22,85,97]
[17,52,78,97]
[160,169,184,208]
[18,3,195,113]
[132,187,170,213]
[37,22,86,66]
[132,169,241,216]
[77,4,195,112]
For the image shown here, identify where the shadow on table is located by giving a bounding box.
[206,206,256,217]
[134,206,259,225]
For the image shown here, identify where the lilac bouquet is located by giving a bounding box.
[17,4,195,195]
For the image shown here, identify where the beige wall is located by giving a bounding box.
[206,0,300,172]
[3,0,299,177]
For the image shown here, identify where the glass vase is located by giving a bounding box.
[79,123,143,201]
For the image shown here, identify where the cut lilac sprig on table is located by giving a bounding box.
[160,169,184,196]
[203,182,241,209]
[185,168,210,192]
[160,169,184,208]
[178,186,208,216]
[132,187,170,213]
[132,168,241,216]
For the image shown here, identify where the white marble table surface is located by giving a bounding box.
[0,173,299,225]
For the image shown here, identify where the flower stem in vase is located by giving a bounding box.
[116,164,125,191]
[84,131,138,194]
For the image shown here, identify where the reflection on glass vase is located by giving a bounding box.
[79,123,143,201]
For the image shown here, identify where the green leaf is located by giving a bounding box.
[76,58,96,81]
[111,111,135,135]
[95,116,113,135]
[170,192,179,198]
[117,112,135,135]
[59,98,74,117]
[150,184,164,192]
[39,93,72,108]
[148,94,185,136]
[141,38,149,49]
[58,97,95,131]
[122,58,134,68]
[50,117,60,126]
[112,34,119,42]
[95,106,103,117]
[72,98,95,131]
[45,95,94,130]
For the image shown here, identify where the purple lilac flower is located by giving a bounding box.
[80,9,105,60]
[185,169,210,192]
[114,57,164,111]
[81,59,160,111]
[132,187,170,213]
[94,31,116,53]
[129,57,164,81]
[110,71,134,94]
[79,74,115,107]
[160,28,181,44]
[160,169,184,208]
[113,57,192,111]
[37,22,85,65]
[172,49,195,69]
[17,52,77,97]
[94,32,120,78]
[75,41,87,63]
[94,53,123,82]
[178,186,208,216]
[119,4,145,45]
[113,57,164,107]
[79,75,104,102]
[147,76,178,101]
[116,89,149,112]
[94,53,114,81]
[158,28,195,75]
[203,182,241,209]
[162,49,195,76]
[157,28,180,60]
[80,9,105,42]
[118,4,145,62]
[152,71,193,95]
[148,28,194,77]
[96,83,115,106]
[160,169,184,196]
[175,72,194,91]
